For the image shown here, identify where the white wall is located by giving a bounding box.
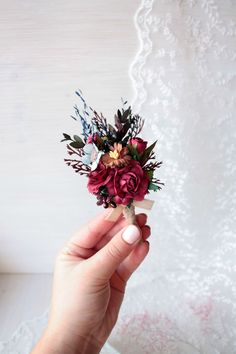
[0,0,140,273]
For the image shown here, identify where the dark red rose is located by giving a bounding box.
[87,162,113,194]
[129,137,147,154]
[106,160,150,205]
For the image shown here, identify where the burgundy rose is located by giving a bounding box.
[106,160,150,205]
[129,137,147,154]
[87,162,114,194]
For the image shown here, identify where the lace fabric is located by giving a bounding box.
[0,310,118,354]
[1,0,236,353]
[118,0,236,352]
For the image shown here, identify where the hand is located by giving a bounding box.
[32,210,151,354]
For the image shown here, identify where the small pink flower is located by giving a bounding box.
[87,133,97,144]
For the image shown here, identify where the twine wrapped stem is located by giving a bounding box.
[105,199,154,223]
[123,204,136,225]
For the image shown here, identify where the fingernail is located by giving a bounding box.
[122,225,141,244]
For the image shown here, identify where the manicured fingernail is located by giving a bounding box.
[122,225,141,244]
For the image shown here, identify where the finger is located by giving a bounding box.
[90,224,142,280]
[105,240,150,319]
[60,243,96,260]
[69,209,122,249]
[61,224,150,259]
[141,225,151,240]
[117,240,149,282]
[110,213,147,235]
[95,213,147,250]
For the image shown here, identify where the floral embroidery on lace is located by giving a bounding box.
[126,0,236,352]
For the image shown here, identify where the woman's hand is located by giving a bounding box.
[32,210,151,354]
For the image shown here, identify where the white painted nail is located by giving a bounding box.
[122,225,141,244]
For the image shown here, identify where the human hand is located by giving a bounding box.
[32,211,151,354]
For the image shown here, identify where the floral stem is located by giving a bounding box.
[123,204,136,225]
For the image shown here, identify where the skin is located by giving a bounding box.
[32,210,151,354]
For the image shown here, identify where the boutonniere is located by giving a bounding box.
[61,90,164,224]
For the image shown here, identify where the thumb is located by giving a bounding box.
[90,224,141,280]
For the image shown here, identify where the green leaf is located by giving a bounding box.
[148,182,161,192]
[99,186,108,196]
[61,133,71,142]
[70,141,84,149]
[63,133,71,139]
[147,170,154,180]
[73,135,85,147]
[140,141,157,165]
[127,144,139,160]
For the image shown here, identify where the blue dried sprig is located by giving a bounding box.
[70,90,93,140]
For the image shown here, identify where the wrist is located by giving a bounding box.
[32,327,102,354]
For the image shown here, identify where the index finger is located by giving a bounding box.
[69,209,121,249]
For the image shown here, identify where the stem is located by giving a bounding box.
[123,204,136,225]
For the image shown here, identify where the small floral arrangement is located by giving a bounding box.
[61,90,163,223]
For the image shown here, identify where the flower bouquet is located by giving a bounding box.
[61,90,163,224]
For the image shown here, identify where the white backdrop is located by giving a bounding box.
[0,0,140,273]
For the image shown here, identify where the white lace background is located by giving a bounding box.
[1,0,236,353]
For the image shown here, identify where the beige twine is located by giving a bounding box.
[105,199,154,223]
[123,204,136,225]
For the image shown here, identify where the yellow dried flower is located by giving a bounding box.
[102,143,131,168]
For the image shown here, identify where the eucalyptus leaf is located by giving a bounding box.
[73,135,85,147]
[70,141,84,149]
[63,133,71,140]
[73,135,81,141]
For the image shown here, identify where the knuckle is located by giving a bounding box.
[107,242,123,261]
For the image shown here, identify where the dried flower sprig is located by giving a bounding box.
[64,159,91,175]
